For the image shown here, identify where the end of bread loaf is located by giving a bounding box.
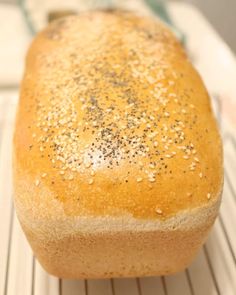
[13,10,223,278]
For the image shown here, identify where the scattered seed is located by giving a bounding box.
[85,162,91,168]
[155,208,163,215]
[149,178,156,183]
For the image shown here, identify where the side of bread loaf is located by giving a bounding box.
[13,11,223,278]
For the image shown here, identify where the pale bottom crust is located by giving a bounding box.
[21,220,214,279]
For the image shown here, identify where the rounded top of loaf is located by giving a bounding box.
[14,10,223,220]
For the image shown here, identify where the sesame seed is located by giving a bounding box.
[60,171,65,175]
[199,172,203,178]
[186,149,191,155]
[183,155,189,159]
[90,170,95,176]
[194,157,199,162]
[207,193,211,199]
[169,93,176,98]
[35,179,40,186]
[88,179,94,185]
[149,177,156,183]
[80,97,85,103]
[137,177,143,182]
[155,208,163,214]
[148,133,156,138]
[187,192,192,197]
[41,173,47,178]
[165,154,172,158]
[68,175,74,180]
[85,162,91,168]
[32,133,36,138]
[154,141,158,147]
[39,146,44,152]
[164,112,170,117]
[147,76,156,84]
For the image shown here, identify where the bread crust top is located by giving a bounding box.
[14,11,223,221]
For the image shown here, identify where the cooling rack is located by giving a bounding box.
[0,3,236,295]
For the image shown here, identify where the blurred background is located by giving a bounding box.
[183,0,236,53]
[1,0,236,88]
[2,0,236,50]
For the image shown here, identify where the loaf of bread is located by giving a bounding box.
[13,11,223,278]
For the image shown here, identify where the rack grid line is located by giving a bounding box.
[3,205,14,295]
[185,269,195,295]
[203,246,220,295]
[161,277,168,295]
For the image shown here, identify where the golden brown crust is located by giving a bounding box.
[13,11,223,278]
[14,11,222,220]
